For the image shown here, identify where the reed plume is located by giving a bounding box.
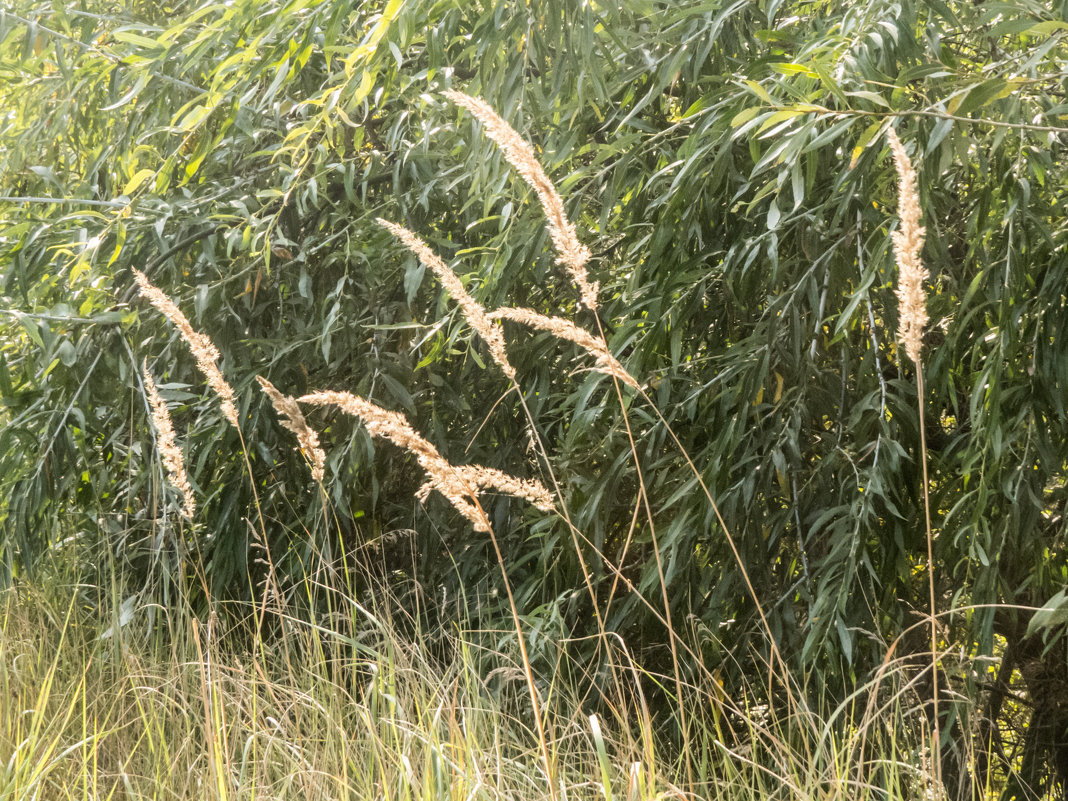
[429,465,555,513]
[887,127,940,792]
[886,129,928,364]
[298,390,553,531]
[142,361,195,520]
[256,377,326,482]
[489,306,639,389]
[376,218,516,380]
[443,89,598,312]
[132,269,240,428]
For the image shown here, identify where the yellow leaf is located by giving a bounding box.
[730,107,761,127]
[777,468,789,495]
[344,0,403,74]
[849,121,883,169]
[69,257,91,284]
[351,70,375,107]
[757,109,803,133]
[107,223,126,267]
[744,80,774,105]
[123,169,155,195]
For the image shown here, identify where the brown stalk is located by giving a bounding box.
[887,127,939,791]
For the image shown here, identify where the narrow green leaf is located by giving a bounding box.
[112,29,162,50]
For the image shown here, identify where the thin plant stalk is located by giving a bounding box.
[298,390,558,801]
[886,128,938,791]
[598,331,693,792]
[132,269,281,663]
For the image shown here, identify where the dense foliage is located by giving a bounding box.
[3,0,1068,797]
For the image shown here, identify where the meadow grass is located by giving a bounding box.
[0,570,941,801]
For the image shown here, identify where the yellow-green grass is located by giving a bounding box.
[0,572,943,801]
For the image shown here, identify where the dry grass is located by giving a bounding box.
[443,90,599,312]
[256,376,326,483]
[141,360,196,520]
[0,578,945,801]
[132,269,240,429]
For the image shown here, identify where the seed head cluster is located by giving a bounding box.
[886,129,928,365]
[132,269,240,428]
[443,90,599,312]
[257,376,326,483]
[376,218,516,380]
[434,465,555,514]
[142,362,195,520]
[489,306,639,389]
[298,390,553,532]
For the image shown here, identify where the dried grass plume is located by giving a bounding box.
[886,129,928,365]
[298,390,553,531]
[443,90,599,311]
[434,465,554,513]
[257,376,326,482]
[142,362,195,520]
[376,218,516,380]
[132,269,240,428]
[489,306,639,389]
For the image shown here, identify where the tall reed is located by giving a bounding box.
[441,89,802,787]
[886,127,938,788]
[375,214,617,741]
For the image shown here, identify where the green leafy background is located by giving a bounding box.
[3,0,1068,793]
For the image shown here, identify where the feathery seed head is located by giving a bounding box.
[142,362,195,520]
[376,219,516,380]
[886,129,929,365]
[442,90,599,311]
[132,269,240,428]
[451,465,555,512]
[298,390,553,531]
[489,306,639,389]
[257,376,326,482]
